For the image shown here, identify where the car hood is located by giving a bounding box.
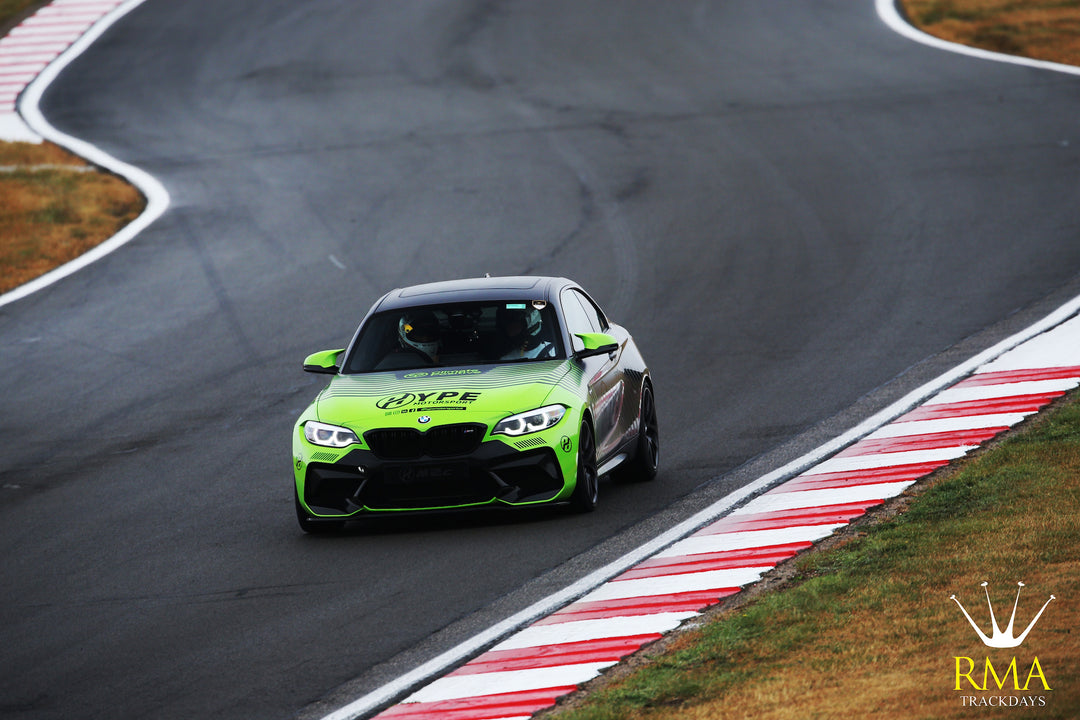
[314,360,579,427]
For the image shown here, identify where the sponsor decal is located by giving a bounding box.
[950,581,1057,709]
[376,390,482,415]
[560,435,573,453]
[401,368,483,379]
[396,406,468,413]
[377,390,481,409]
[377,393,417,410]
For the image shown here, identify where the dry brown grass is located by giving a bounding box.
[0,140,87,168]
[0,141,144,294]
[901,0,1080,65]
[0,0,46,36]
[668,562,1079,720]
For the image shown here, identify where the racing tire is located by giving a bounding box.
[295,489,345,534]
[571,421,599,512]
[617,383,659,483]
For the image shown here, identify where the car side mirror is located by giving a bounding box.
[303,349,344,374]
[573,332,619,359]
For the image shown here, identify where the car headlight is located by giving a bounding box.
[304,421,360,448]
[493,405,566,437]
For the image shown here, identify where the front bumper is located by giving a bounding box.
[295,428,575,516]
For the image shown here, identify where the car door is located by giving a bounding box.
[562,288,626,463]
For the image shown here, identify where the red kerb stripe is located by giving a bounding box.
[373,686,578,720]
[898,393,1063,421]
[779,462,948,492]
[449,635,661,676]
[617,542,810,580]
[536,589,735,625]
[695,501,883,534]
[834,427,1005,457]
[957,366,1080,387]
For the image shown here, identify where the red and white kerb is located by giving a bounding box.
[0,0,125,140]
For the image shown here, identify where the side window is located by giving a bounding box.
[572,290,608,331]
[561,290,595,352]
[562,289,610,351]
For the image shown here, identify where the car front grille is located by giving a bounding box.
[304,444,564,514]
[364,423,486,460]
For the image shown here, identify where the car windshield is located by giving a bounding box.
[343,300,565,373]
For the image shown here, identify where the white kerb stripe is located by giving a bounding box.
[924,378,1078,405]
[0,50,58,62]
[405,662,615,704]
[492,612,697,652]
[34,9,114,18]
[866,413,1030,439]
[0,62,49,74]
[654,524,846,559]
[580,566,772,603]
[735,482,915,515]
[0,37,70,48]
[50,0,121,6]
[22,15,99,26]
[0,113,40,141]
[803,446,972,476]
[977,315,1080,372]
[11,23,93,36]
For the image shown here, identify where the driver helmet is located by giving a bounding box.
[399,310,441,361]
[497,306,543,344]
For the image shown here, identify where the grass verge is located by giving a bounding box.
[0,0,44,36]
[0,142,144,295]
[899,0,1080,66]
[544,390,1080,719]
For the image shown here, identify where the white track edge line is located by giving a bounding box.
[0,0,169,310]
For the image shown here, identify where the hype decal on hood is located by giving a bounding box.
[376,390,482,414]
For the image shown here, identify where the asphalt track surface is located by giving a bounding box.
[2,2,1080,719]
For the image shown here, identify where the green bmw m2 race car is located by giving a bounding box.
[292,276,659,532]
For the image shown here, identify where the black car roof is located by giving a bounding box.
[374,276,574,312]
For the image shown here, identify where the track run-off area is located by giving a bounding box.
[2,2,1080,720]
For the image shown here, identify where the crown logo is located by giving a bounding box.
[950,582,1055,649]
